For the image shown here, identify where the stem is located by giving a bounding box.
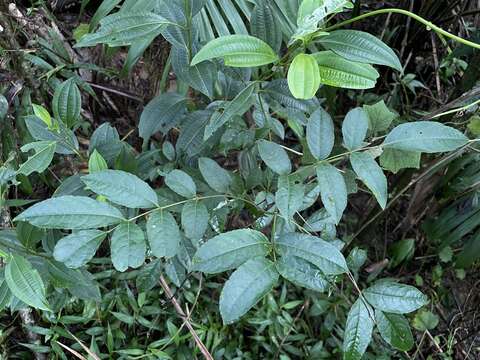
[323,8,480,50]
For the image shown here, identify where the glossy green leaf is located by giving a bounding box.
[342,107,369,150]
[276,233,348,275]
[363,281,428,314]
[5,255,50,311]
[375,310,414,351]
[181,200,209,241]
[82,169,158,208]
[52,78,81,128]
[14,196,125,229]
[258,140,291,175]
[191,34,279,67]
[306,107,335,160]
[383,121,469,153]
[250,1,282,53]
[192,229,270,274]
[319,30,402,71]
[313,51,379,89]
[88,149,108,173]
[220,257,278,324]
[276,255,329,292]
[111,222,146,272]
[276,175,304,219]
[146,210,181,258]
[287,53,320,99]
[350,152,387,209]
[76,12,170,47]
[54,230,106,268]
[199,157,232,193]
[32,104,52,127]
[343,298,374,360]
[18,141,56,176]
[164,170,196,198]
[316,163,347,224]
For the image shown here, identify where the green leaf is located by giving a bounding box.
[313,51,379,89]
[0,94,7,121]
[164,170,196,198]
[220,257,278,324]
[412,309,439,331]
[139,92,187,143]
[146,210,181,258]
[250,1,282,53]
[287,53,320,100]
[257,140,291,175]
[54,230,106,268]
[342,108,369,151]
[363,281,428,314]
[363,100,397,133]
[319,30,402,71]
[82,169,158,208]
[14,195,125,229]
[5,255,50,311]
[306,107,335,160]
[52,78,81,128]
[350,152,387,209]
[0,279,12,311]
[18,141,56,176]
[88,149,108,173]
[198,157,232,193]
[111,222,146,272]
[76,12,170,47]
[375,310,414,351]
[204,82,256,140]
[181,201,209,241]
[191,34,279,67]
[32,104,52,128]
[380,148,421,174]
[343,298,374,360]
[316,163,347,224]
[276,255,329,292]
[276,233,348,275]
[276,175,304,219]
[192,229,270,274]
[383,121,469,153]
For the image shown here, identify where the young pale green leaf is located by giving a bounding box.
[383,121,469,153]
[316,163,347,224]
[342,107,369,151]
[220,257,279,324]
[5,255,50,311]
[257,140,291,175]
[164,170,196,198]
[54,230,106,268]
[82,169,158,208]
[139,92,187,143]
[306,107,335,160]
[181,200,209,241]
[14,196,125,229]
[52,78,81,128]
[32,104,52,127]
[380,148,421,174]
[191,34,279,67]
[198,157,232,193]
[146,210,181,258]
[250,1,282,53]
[276,233,348,275]
[204,82,256,140]
[88,149,108,173]
[363,281,428,314]
[18,141,56,176]
[363,100,397,133]
[287,53,321,100]
[192,229,270,274]
[276,175,304,219]
[276,255,330,292]
[375,310,414,351]
[111,222,146,272]
[313,51,379,89]
[350,152,387,209]
[343,298,374,360]
[319,30,402,71]
[76,12,169,47]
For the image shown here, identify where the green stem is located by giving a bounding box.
[323,8,480,50]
